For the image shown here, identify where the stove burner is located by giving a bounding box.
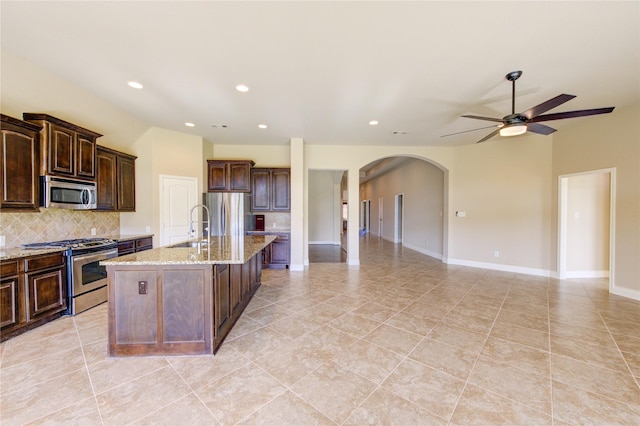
[23,238,116,250]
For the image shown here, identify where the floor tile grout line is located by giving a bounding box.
[597,308,640,391]
[74,315,106,426]
[162,359,225,425]
[451,280,554,423]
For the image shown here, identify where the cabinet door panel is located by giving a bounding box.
[230,264,242,316]
[0,276,20,329]
[1,128,38,209]
[214,265,231,338]
[271,169,290,211]
[49,124,75,176]
[207,161,227,191]
[251,169,270,211]
[270,240,290,264]
[96,149,117,210]
[229,162,251,191]
[114,270,158,344]
[117,156,136,211]
[163,269,206,343]
[76,134,96,178]
[28,267,65,320]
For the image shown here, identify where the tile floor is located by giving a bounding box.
[1,236,639,425]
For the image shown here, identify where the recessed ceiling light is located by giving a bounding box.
[258,124,268,129]
[236,84,249,92]
[127,81,143,89]
[185,122,195,127]
[369,120,379,126]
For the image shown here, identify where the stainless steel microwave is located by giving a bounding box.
[41,175,97,210]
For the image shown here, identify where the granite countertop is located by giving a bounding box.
[0,247,67,261]
[101,235,276,266]
[102,234,154,242]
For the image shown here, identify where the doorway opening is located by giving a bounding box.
[558,168,615,292]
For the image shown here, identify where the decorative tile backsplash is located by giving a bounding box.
[0,209,120,248]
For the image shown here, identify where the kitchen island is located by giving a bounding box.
[101,235,276,356]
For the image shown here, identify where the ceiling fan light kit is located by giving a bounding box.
[499,124,527,137]
[452,70,615,144]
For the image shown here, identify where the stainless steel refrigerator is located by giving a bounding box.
[202,192,251,237]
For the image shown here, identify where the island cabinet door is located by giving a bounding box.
[214,264,232,341]
[229,264,243,317]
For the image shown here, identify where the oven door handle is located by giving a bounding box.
[72,248,118,264]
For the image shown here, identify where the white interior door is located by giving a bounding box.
[160,175,198,246]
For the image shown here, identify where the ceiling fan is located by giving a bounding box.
[444,71,615,143]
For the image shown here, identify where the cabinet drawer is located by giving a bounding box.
[136,237,153,250]
[117,241,135,256]
[0,260,20,276]
[24,252,65,272]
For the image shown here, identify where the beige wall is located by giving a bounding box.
[308,170,342,244]
[553,105,640,298]
[120,127,206,247]
[449,135,553,274]
[212,144,290,167]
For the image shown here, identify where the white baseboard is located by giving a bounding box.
[402,242,443,261]
[565,270,610,279]
[445,258,554,278]
[289,264,305,271]
[610,285,640,301]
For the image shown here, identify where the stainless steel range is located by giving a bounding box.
[23,238,118,314]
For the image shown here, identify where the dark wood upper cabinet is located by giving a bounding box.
[250,169,271,210]
[251,168,290,211]
[0,114,42,211]
[23,113,101,181]
[96,148,117,210]
[207,160,254,192]
[96,145,136,211]
[117,154,136,211]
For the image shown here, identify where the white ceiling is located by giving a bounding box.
[1,1,638,147]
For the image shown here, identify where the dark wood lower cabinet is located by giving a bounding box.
[107,253,262,356]
[1,252,66,342]
[116,236,153,256]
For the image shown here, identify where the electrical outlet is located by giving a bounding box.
[0,236,5,247]
[145,226,151,233]
[91,228,97,236]
[494,251,500,258]
[138,281,147,295]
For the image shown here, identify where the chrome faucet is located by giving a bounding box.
[189,204,211,247]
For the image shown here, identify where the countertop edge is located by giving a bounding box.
[102,235,276,266]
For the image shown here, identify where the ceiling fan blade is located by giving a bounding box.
[461,114,503,123]
[441,125,500,138]
[476,128,501,143]
[521,94,576,119]
[529,107,615,123]
[527,123,557,135]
